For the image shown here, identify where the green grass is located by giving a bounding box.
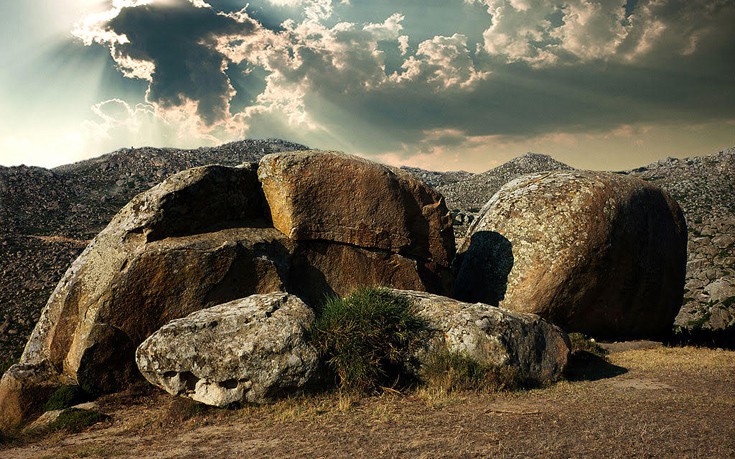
[47,409,108,433]
[420,348,522,393]
[568,333,609,359]
[44,385,89,411]
[309,288,433,393]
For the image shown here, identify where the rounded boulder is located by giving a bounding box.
[454,170,687,338]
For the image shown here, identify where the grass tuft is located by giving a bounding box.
[309,287,433,393]
[421,348,522,393]
[44,385,89,412]
[568,333,608,359]
[47,409,108,433]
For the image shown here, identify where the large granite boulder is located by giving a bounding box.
[390,290,570,384]
[0,165,291,430]
[258,151,455,297]
[454,170,687,339]
[136,293,319,406]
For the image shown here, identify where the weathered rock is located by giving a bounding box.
[455,170,687,339]
[0,139,305,365]
[0,361,73,432]
[289,242,437,304]
[390,290,570,384]
[258,151,455,269]
[705,278,735,304]
[23,402,99,432]
[136,293,319,406]
[16,165,290,399]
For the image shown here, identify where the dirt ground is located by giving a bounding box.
[2,345,734,458]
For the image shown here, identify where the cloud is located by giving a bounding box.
[62,0,735,171]
[393,34,489,89]
[74,0,258,125]
[468,0,732,66]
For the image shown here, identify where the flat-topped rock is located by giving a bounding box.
[258,151,455,268]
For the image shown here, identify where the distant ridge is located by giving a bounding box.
[430,152,574,212]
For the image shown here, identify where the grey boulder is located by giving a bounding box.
[390,290,570,384]
[136,293,319,406]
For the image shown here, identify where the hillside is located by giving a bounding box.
[626,150,735,344]
[0,143,733,365]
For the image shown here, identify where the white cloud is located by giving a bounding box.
[469,0,726,65]
[52,0,734,173]
[393,34,489,89]
[267,0,336,22]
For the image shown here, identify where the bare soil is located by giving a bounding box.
[2,345,734,458]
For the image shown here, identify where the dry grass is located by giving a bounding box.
[3,346,734,458]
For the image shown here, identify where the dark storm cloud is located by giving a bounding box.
[75,0,735,163]
[107,1,257,124]
[277,0,735,154]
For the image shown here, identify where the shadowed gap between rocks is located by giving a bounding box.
[453,231,514,305]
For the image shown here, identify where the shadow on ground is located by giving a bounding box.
[564,351,628,381]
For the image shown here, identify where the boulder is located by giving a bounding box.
[136,293,319,406]
[258,150,455,275]
[0,361,73,432]
[23,402,99,433]
[289,242,432,304]
[705,277,735,304]
[2,152,458,428]
[454,170,687,338]
[2,165,289,428]
[390,290,570,384]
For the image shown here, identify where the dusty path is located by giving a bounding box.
[3,346,734,458]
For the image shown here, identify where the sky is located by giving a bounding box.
[0,0,734,172]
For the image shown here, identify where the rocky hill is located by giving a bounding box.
[0,142,733,364]
[404,153,573,234]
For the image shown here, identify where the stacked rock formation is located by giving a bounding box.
[0,151,457,429]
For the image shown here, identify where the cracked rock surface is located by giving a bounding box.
[390,290,570,384]
[136,293,319,406]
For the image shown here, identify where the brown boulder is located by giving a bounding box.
[258,151,455,269]
[7,165,289,420]
[454,170,687,338]
[0,362,72,432]
[289,242,431,304]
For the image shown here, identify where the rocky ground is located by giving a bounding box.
[0,142,733,364]
[2,345,733,458]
